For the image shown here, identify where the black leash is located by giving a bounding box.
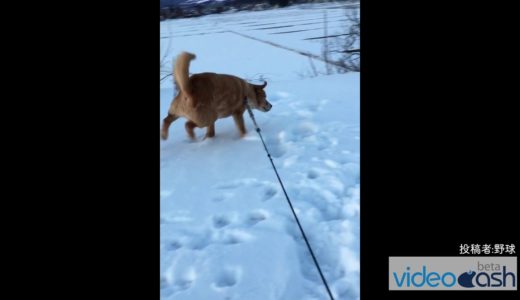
[244,99,335,300]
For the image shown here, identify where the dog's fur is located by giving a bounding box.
[161,52,272,141]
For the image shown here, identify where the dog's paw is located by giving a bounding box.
[203,136,214,141]
[161,130,169,140]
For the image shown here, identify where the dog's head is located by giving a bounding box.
[248,81,272,112]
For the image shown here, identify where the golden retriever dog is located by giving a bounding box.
[161,51,272,141]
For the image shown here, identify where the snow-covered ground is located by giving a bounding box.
[160,3,360,300]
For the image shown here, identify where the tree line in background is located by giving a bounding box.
[160,0,355,20]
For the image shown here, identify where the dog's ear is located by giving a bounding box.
[253,81,267,89]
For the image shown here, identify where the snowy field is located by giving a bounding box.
[160,2,360,300]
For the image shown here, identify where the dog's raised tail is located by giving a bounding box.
[174,51,196,105]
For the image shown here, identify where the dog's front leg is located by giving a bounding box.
[204,123,215,139]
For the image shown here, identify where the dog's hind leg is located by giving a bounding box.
[161,113,178,140]
[185,120,197,140]
[204,123,215,139]
[232,112,247,138]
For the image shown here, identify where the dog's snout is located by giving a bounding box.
[264,101,272,111]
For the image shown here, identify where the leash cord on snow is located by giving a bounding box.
[244,99,335,300]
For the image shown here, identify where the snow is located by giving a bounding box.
[161,2,359,300]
